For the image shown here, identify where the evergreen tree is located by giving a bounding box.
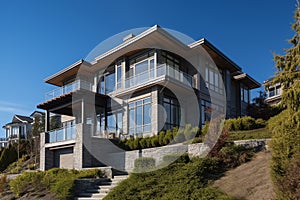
[270,3,300,199]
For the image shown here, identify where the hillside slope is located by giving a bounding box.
[213,151,275,200]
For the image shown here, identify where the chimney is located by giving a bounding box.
[123,33,135,42]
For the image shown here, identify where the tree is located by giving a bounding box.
[270,3,300,199]
[29,116,45,167]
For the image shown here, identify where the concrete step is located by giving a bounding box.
[113,175,129,179]
[75,198,103,200]
[98,185,114,189]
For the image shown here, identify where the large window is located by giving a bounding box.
[129,97,151,137]
[163,96,180,130]
[98,66,116,95]
[129,52,155,79]
[205,67,223,94]
[96,110,123,136]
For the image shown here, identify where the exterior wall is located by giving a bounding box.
[100,142,209,172]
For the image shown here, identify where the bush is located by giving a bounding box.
[9,171,45,197]
[225,116,266,131]
[162,153,190,165]
[217,143,255,169]
[0,145,18,172]
[0,174,7,194]
[134,157,155,173]
[9,168,105,199]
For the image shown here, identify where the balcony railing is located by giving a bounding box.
[45,80,92,101]
[48,125,76,143]
[125,64,194,89]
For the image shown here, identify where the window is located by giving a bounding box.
[201,100,211,127]
[129,97,151,137]
[12,127,19,138]
[105,72,115,94]
[163,96,180,130]
[268,84,281,97]
[205,67,223,94]
[241,86,249,103]
[116,65,122,89]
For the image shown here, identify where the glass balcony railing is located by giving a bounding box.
[45,80,92,101]
[125,64,194,89]
[48,125,76,143]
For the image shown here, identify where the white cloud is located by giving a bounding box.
[0,101,31,115]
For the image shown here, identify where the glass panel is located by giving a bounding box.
[129,109,135,129]
[136,106,143,126]
[105,73,115,93]
[150,59,154,78]
[98,77,105,94]
[144,125,151,133]
[117,112,122,130]
[144,104,151,124]
[144,97,151,104]
[107,113,116,132]
[135,60,148,75]
[209,70,214,85]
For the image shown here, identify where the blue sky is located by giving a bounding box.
[0,0,296,137]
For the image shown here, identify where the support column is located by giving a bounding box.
[45,110,50,132]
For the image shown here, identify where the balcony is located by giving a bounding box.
[120,64,195,95]
[45,80,92,101]
[47,124,76,143]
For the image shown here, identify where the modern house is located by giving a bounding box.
[263,77,282,106]
[37,25,260,170]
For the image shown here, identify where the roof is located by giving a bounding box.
[30,111,45,117]
[3,115,33,128]
[43,25,260,90]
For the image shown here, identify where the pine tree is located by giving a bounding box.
[272,3,300,112]
[270,3,300,199]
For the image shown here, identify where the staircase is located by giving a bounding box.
[74,175,129,200]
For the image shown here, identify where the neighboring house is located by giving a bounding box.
[37,25,260,170]
[263,77,282,106]
[2,115,33,142]
[0,138,8,148]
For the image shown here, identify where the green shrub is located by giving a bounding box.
[163,130,173,145]
[9,171,45,197]
[162,153,190,165]
[151,136,159,147]
[10,168,105,199]
[158,131,165,146]
[225,116,266,131]
[134,157,155,172]
[0,174,7,193]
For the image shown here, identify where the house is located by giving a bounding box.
[263,77,282,106]
[2,111,46,145]
[0,138,8,148]
[37,25,260,171]
[2,115,33,142]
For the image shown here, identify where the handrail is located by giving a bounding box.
[124,64,194,89]
[45,80,92,101]
[47,124,76,143]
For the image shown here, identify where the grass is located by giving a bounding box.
[227,127,271,142]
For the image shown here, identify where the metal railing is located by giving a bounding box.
[125,64,194,89]
[45,80,92,101]
[48,125,76,143]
